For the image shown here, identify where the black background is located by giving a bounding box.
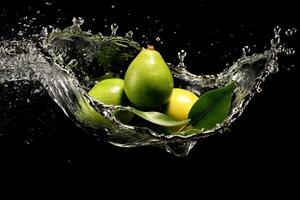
[0,0,299,183]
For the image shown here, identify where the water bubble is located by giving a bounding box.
[125,31,133,39]
[178,49,187,67]
[26,99,31,103]
[72,17,84,27]
[156,37,161,41]
[111,23,118,36]
[111,5,116,9]
[292,27,297,33]
[36,10,40,14]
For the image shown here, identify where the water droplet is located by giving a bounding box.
[111,5,115,9]
[125,31,133,39]
[24,138,33,145]
[178,50,187,67]
[242,46,251,57]
[97,32,103,38]
[274,26,281,36]
[285,48,295,55]
[36,10,40,14]
[292,27,297,33]
[26,99,31,103]
[278,44,286,53]
[45,2,52,6]
[285,29,294,37]
[257,87,262,93]
[41,27,48,37]
[270,36,280,47]
[67,59,78,67]
[111,23,118,36]
[72,17,84,27]
[156,37,161,41]
[48,25,54,33]
[18,31,23,36]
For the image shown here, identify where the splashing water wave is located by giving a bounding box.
[0,19,296,156]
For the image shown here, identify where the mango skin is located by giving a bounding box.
[124,48,174,109]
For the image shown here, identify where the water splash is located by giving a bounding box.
[72,17,84,27]
[125,31,133,39]
[178,49,187,67]
[0,19,297,156]
[111,23,118,36]
[242,46,251,57]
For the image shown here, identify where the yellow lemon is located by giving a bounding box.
[165,88,199,121]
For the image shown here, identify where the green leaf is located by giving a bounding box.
[188,82,235,130]
[124,107,189,127]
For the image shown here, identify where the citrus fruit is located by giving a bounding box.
[165,88,199,121]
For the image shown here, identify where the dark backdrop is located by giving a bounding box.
[0,0,299,182]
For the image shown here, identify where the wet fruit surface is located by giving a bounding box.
[88,78,126,106]
[124,46,174,108]
[165,88,198,121]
